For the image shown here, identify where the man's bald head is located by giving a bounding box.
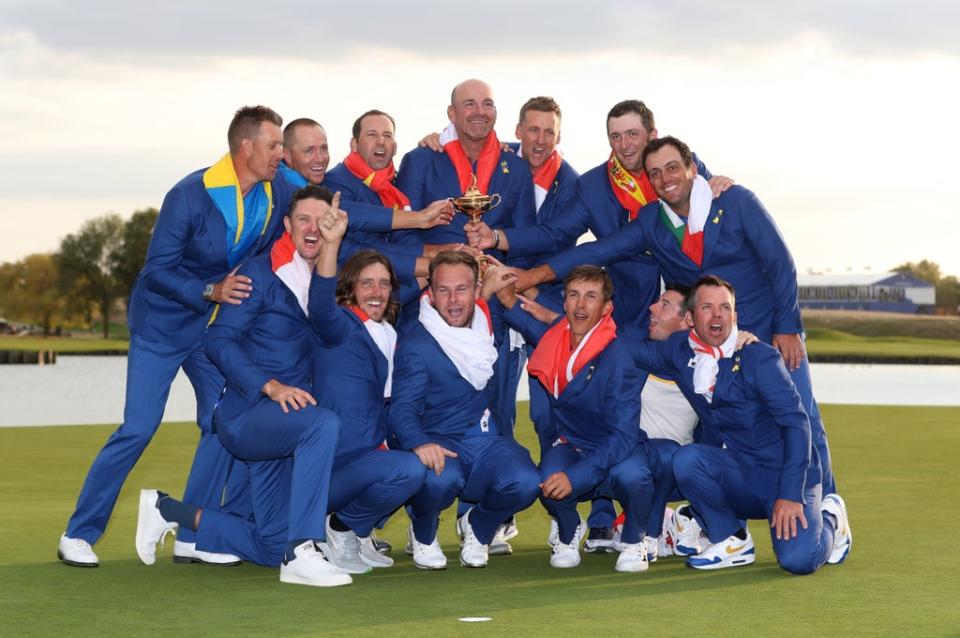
[448,79,497,144]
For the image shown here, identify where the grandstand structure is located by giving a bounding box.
[798,271,935,314]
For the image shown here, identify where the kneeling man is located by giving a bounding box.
[497,266,669,572]
[388,252,541,569]
[627,275,851,573]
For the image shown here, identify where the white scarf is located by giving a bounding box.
[419,294,497,391]
[687,326,739,403]
[274,250,312,317]
[361,318,397,399]
[659,174,712,234]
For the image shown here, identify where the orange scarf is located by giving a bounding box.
[532,150,563,192]
[607,153,657,220]
[443,132,501,195]
[528,313,618,398]
[343,151,410,210]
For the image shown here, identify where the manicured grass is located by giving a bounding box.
[1,404,958,636]
[803,309,960,341]
[0,336,129,353]
[805,328,960,362]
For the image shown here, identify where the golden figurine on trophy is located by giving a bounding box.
[448,174,502,223]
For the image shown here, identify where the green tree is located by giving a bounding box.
[0,254,77,335]
[112,207,159,297]
[56,214,126,338]
[893,260,942,285]
[935,276,960,313]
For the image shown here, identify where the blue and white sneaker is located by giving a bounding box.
[670,505,708,557]
[686,530,755,570]
[822,493,852,564]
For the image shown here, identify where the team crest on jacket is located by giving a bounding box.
[712,209,724,224]
[500,160,509,174]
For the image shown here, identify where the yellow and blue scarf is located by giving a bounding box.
[203,153,273,267]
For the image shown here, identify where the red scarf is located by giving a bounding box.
[343,151,410,210]
[269,231,295,272]
[532,150,563,192]
[607,153,658,220]
[528,313,618,397]
[443,132,501,195]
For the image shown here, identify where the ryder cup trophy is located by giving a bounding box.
[449,175,501,224]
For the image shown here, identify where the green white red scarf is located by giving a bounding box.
[657,174,712,266]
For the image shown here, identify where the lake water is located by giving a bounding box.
[1,356,957,427]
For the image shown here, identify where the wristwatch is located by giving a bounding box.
[202,283,215,301]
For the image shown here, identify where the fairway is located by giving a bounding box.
[2,404,958,637]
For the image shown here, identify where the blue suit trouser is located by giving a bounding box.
[196,399,340,566]
[408,434,540,545]
[329,449,426,537]
[790,357,835,494]
[673,443,835,575]
[66,334,231,545]
[540,441,668,545]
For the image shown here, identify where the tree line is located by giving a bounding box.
[2,212,958,340]
[0,209,158,338]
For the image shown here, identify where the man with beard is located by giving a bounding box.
[60,106,293,568]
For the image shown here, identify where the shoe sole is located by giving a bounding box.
[824,495,852,565]
[135,489,164,566]
[57,551,98,568]
[172,555,242,566]
[584,545,618,554]
[459,558,488,568]
[686,553,756,570]
[615,564,650,573]
[488,544,513,556]
[279,573,352,587]
[413,561,447,570]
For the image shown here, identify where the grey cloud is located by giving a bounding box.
[3,0,959,61]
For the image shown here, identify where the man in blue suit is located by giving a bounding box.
[495,266,671,573]
[624,275,851,573]
[388,251,541,570]
[59,106,294,568]
[307,203,428,571]
[279,116,456,290]
[516,135,839,499]
[135,185,358,587]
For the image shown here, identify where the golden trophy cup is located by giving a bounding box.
[449,174,502,224]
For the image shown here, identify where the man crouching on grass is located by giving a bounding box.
[491,265,670,572]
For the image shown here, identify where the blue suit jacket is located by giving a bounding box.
[505,305,643,493]
[394,145,536,253]
[387,322,496,450]
[308,274,391,462]
[626,332,818,502]
[548,185,802,341]
[204,252,315,424]
[127,167,293,348]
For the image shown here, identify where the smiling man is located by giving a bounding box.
[60,106,295,569]
[623,275,851,574]
[387,251,540,570]
[134,185,355,587]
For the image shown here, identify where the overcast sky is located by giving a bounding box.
[3,1,959,275]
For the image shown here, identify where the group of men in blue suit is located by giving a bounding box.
[58,76,851,586]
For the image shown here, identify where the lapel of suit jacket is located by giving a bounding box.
[701,197,724,267]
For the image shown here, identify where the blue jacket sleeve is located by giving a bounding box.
[204,265,272,401]
[503,181,592,258]
[307,274,357,348]
[546,216,649,280]
[739,189,803,335]
[340,199,394,233]
[565,353,642,493]
[751,347,812,502]
[620,328,678,378]
[387,339,432,450]
[141,185,210,314]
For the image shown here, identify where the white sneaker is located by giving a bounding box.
[408,524,447,570]
[324,516,372,574]
[644,536,660,563]
[279,540,352,587]
[135,489,178,566]
[58,534,99,568]
[583,527,617,553]
[670,504,708,556]
[172,540,242,566]
[456,509,489,568]
[550,518,585,568]
[686,530,756,570]
[369,530,392,555]
[822,493,852,564]
[489,520,516,556]
[358,535,394,568]
[616,541,650,573]
[547,518,559,548]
